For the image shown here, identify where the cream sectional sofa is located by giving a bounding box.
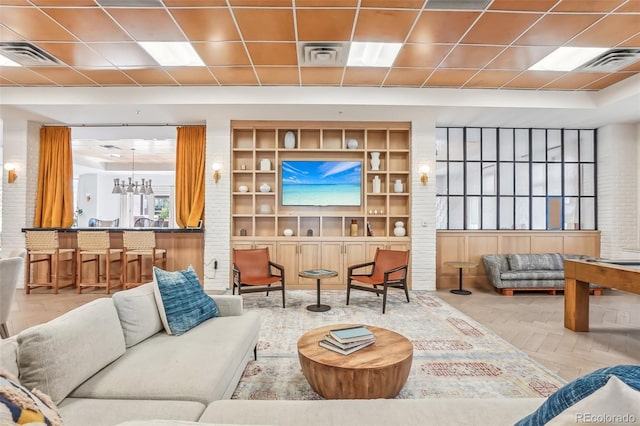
[0,283,260,426]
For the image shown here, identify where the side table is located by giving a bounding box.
[298,269,338,312]
[445,261,478,295]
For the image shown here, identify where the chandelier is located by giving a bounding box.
[111,148,154,195]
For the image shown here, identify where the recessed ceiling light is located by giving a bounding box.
[529,47,609,72]
[347,42,402,67]
[0,54,21,67]
[138,42,205,67]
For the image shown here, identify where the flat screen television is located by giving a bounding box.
[281,160,362,206]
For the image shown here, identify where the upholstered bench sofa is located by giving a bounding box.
[483,253,603,296]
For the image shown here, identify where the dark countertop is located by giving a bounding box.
[22,227,204,233]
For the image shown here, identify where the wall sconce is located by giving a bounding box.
[212,163,222,184]
[419,165,430,186]
[4,163,17,184]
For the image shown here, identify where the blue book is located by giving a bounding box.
[329,326,374,343]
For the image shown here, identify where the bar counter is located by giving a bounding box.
[22,228,204,283]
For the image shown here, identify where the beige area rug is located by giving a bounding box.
[231,290,566,400]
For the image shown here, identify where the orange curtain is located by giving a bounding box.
[34,126,74,228]
[175,126,206,228]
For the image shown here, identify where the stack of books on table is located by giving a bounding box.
[319,326,376,355]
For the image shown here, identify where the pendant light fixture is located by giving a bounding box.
[111,148,154,195]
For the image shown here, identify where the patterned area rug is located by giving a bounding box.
[231,290,566,400]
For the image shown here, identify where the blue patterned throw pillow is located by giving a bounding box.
[152,265,219,336]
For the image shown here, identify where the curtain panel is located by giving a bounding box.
[175,126,206,228]
[34,126,74,228]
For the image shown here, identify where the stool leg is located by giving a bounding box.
[25,254,32,294]
[53,252,60,294]
[77,252,83,294]
[105,252,111,294]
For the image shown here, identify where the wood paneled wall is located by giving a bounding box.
[436,230,601,291]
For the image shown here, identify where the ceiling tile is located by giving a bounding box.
[229,0,292,5]
[245,42,297,66]
[36,43,113,67]
[394,43,452,68]
[87,43,158,67]
[423,69,476,87]
[166,67,219,85]
[107,9,185,41]
[463,70,520,88]
[164,0,227,5]
[0,67,54,84]
[123,68,177,85]
[0,1,31,5]
[384,68,430,86]
[489,0,556,11]
[43,8,132,42]
[342,67,387,85]
[255,66,299,85]
[503,71,565,89]
[487,46,556,70]
[440,45,504,69]
[569,15,640,47]
[617,0,640,12]
[622,61,640,72]
[170,8,240,41]
[296,9,355,41]
[0,7,76,41]
[584,72,636,89]
[0,24,24,41]
[211,66,258,85]
[544,72,609,89]
[408,11,480,44]
[192,42,250,66]
[296,0,358,6]
[27,67,95,85]
[462,12,542,45]
[31,0,95,4]
[552,0,626,12]
[75,69,136,85]
[234,9,295,41]
[620,34,640,47]
[353,9,418,42]
[360,0,425,7]
[300,67,343,85]
[514,13,602,46]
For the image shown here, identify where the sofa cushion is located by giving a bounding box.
[501,270,565,280]
[153,265,219,336]
[17,298,126,404]
[113,282,163,347]
[507,253,564,271]
[0,368,62,426]
[0,337,19,378]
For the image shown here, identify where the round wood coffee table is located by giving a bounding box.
[297,324,413,399]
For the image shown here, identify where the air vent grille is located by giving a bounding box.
[299,43,348,67]
[0,42,61,66]
[578,48,640,72]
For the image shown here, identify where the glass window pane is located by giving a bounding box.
[547,129,562,162]
[581,198,596,230]
[515,197,529,229]
[449,162,464,195]
[500,163,514,195]
[482,128,497,161]
[499,197,514,230]
[581,164,595,196]
[436,162,448,194]
[515,163,529,195]
[449,128,464,161]
[467,162,481,195]
[436,128,448,160]
[580,130,595,162]
[532,197,546,229]
[564,197,579,230]
[532,129,546,161]
[547,196,562,230]
[532,163,546,195]
[515,129,529,161]
[564,164,579,196]
[467,128,481,161]
[466,196,481,229]
[436,196,448,229]
[482,197,497,229]
[482,163,496,195]
[499,128,514,161]
[449,196,464,229]
[564,130,579,162]
[547,163,562,196]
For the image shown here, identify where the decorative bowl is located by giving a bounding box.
[283,228,294,237]
[347,139,359,149]
[260,183,271,193]
[238,185,249,192]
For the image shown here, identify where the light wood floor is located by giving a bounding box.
[4,286,639,382]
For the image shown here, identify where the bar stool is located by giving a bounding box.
[25,230,76,294]
[76,231,123,294]
[122,230,167,289]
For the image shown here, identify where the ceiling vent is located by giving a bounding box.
[299,43,348,67]
[578,48,640,72]
[424,0,491,10]
[0,42,61,66]
[95,0,163,6]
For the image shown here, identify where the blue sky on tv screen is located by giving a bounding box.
[282,161,361,184]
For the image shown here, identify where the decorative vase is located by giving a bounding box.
[370,152,380,171]
[238,185,249,193]
[260,158,271,171]
[284,131,296,149]
[283,228,294,237]
[394,179,403,193]
[372,175,381,193]
[347,139,359,149]
[350,219,358,237]
[393,221,406,237]
[259,183,271,192]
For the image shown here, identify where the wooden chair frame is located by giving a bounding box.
[25,230,76,294]
[232,248,286,308]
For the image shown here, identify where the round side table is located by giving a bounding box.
[298,269,338,312]
[445,261,478,295]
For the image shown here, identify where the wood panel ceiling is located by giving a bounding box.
[0,0,639,90]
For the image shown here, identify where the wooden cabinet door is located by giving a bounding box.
[343,241,368,286]
[299,242,321,285]
[276,241,299,286]
[387,241,410,252]
[321,241,345,286]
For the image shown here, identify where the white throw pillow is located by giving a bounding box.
[112,283,163,347]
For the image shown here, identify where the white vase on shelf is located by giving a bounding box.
[394,179,403,193]
[284,131,296,149]
[393,221,406,237]
[260,183,271,192]
[370,152,380,171]
[372,175,381,193]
